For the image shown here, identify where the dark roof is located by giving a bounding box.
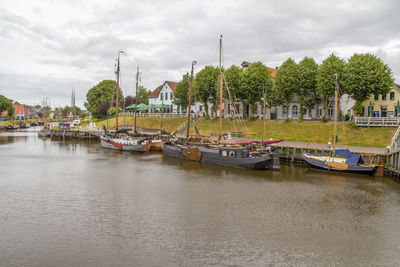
[394,83,400,93]
[148,81,178,98]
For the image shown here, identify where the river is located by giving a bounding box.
[1,129,400,266]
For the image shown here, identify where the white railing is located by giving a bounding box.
[120,112,187,118]
[355,116,400,127]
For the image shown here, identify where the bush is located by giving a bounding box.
[321,116,328,123]
[350,122,359,129]
[248,116,256,122]
[204,116,210,120]
[284,118,291,123]
[344,114,350,121]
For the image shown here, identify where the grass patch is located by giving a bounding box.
[93,117,395,148]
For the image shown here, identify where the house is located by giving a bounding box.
[148,81,178,112]
[1,102,36,119]
[359,83,400,117]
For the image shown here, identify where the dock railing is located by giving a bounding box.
[120,112,187,118]
[355,116,400,127]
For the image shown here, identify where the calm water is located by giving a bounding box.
[1,129,400,266]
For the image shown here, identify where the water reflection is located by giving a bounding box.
[0,132,400,266]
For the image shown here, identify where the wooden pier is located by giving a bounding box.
[45,129,102,140]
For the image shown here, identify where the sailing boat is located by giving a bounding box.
[162,36,272,170]
[100,51,150,152]
[301,74,376,175]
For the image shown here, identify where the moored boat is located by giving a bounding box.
[302,74,376,176]
[163,143,272,170]
[100,135,149,152]
[302,149,376,175]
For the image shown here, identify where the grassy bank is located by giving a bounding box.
[96,116,396,148]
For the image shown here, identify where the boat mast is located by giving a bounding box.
[262,87,266,146]
[186,60,196,139]
[332,73,339,153]
[134,65,139,133]
[218,35,223,138]
[115,51,121,131]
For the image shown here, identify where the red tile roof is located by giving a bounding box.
[267,67,278,77]
[148,81,178,98]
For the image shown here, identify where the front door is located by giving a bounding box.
[381,106,387,117]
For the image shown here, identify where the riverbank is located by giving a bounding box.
[95,116,395,148]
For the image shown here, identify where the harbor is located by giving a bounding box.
[1,128,400,266]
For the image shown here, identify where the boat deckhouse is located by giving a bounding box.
[148,81,178,112]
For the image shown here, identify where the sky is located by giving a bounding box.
[0,0,399,109]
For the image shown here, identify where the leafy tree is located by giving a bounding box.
[224,65,244,100]
[123,96,135,108]
[343,53,394,102]
[97,101,114,117]
[133,85,151,105]
[275,58,300,119]
[298,57,319,119]
[61,106,71,117]
[316,54,346,118]
[84,80,123,118]
[0,94,14,118]
[173,72,193,112]
[194,66,219,117]
[241,62,273,114]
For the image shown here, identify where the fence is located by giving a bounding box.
[120,112,189,118]
[354,116,400,127]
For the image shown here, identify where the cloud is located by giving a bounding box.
[0,0,399,108]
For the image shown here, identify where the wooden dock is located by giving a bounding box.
[45,129,102,140]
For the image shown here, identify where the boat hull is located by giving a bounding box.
[302,154,376,175]
[163,144,272,170]
[101,137,149,152]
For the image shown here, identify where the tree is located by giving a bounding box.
[224,65,244,100]
[194,66,219,117]
[97,101,114,117]
[316,54,346,118]
[84,80,123,118]
[124,96,135,108]
[343,53,394,103]
[0,94,14,118]
[298,57,319,119]
[241,62,274,114]
[133,85,151,105]
[173,72,193,112]
[275,58,300,119]
[61,106,71,117]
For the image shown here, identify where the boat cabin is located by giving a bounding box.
[218,147,249,158]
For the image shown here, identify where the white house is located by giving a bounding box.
[148,81,178,112]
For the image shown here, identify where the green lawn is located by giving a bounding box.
[96,116,395,148]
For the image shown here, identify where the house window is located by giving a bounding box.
[292,105,298,116]
[199,105,203,112]
[254,104,258,114]
[160,93,163,100]
[382,94,387,100]
[282,106,286,115]
[328,106,334,116]
[390,92,395,100]
[228,150,236,157]
[316,108,322,117]
[165,92,168,101]
[374,94,379,100]
[170,92,173,99]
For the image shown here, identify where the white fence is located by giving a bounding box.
[355,116,400,127]
[120,112,189,118]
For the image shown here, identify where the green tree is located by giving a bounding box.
[61,106,71,117]
[343,53,394,102]
[194,66,219,117]
[134,85,151,105]
[84,80,123,118]
[275,58,300,119]
[316,54,346,118]
[298,57,319,119]
[0,94,14,118]
[224,65,244,100]
[173,72,193,112]
[241,62,274,114]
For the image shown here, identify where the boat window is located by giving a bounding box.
[221,150,228,157]
[229,150,236,157]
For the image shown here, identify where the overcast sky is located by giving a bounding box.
[1,0,399,108]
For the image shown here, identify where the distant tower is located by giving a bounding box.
[71,89,76,119]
